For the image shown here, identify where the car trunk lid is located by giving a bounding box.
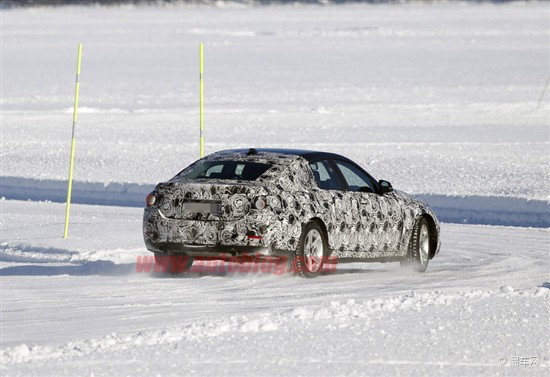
[156,180,266,221]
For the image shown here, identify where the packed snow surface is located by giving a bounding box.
[1,2,549,376]
[1,200,549,376]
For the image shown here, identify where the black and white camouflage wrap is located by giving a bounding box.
[143,150,441,260]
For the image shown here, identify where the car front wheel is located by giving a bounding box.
[402,217,430,272]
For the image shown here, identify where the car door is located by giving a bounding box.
[332,159,403,257]
[308,159,354,254]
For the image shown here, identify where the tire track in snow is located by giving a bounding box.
[0,290,503,365]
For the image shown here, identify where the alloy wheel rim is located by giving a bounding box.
[419,224,430,265]
[304,228,324,272]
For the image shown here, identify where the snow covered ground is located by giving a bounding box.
[1,200,549,376]
[1,1,549,376]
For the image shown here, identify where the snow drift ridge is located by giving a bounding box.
[1,176,548,227]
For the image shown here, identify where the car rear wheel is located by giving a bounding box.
[402,217,430,272]
[293,222,328,278]
[154,253,194,274]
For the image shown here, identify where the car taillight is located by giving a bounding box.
[145,229,158,240]
[254,197,266,210]
[146,193,157,206]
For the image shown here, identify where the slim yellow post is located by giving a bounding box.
[63,43,83,239]
[199,42,204,158]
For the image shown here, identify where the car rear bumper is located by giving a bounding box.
[143,208,292,257]
[144,239,290,259]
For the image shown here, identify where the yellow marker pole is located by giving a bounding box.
[199,42,204,158]
[63,43,83,239]
[537,77,550,109]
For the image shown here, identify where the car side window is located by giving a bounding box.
[205,164,223,177]
[309,160,343,190]
[334,160,376,193]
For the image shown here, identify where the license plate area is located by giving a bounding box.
[183,201,222,215]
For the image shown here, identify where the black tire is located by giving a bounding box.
[154,253,194,274]
[401,217,430,273]
[293,222,329,278]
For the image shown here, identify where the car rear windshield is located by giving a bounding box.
[181,161,272,181]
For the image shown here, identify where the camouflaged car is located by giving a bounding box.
[143,148,440,277]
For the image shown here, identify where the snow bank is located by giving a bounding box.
[415,194,550,228]
[0,176,153,207]
[2,176,548,226]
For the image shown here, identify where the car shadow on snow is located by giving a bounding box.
[0,261,136,276]
[0,260,409,278]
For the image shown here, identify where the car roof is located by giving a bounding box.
[216,148,353,163]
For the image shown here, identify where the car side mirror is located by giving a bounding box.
[379,180,393,194]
